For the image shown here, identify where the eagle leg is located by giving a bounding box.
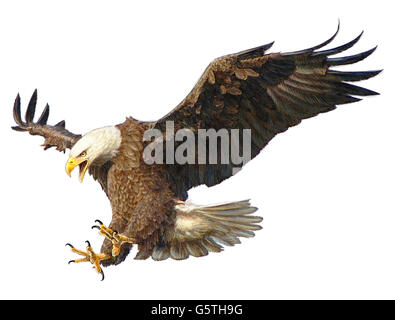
[92,220,135,257]
[66,241,110,281]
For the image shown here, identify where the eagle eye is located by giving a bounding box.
[80,151,87,157]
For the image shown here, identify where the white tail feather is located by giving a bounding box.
[148,199,262,261]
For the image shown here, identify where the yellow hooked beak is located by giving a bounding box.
[65,156,90,183]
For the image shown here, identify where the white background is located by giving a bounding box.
[0,0,393,299]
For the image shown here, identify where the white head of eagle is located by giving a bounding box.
[66,126,121,182]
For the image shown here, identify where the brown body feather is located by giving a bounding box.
[12,27,381,267]
[101,118,176,265]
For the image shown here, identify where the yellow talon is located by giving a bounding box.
[92,220,135,257]
[66,241,110,280]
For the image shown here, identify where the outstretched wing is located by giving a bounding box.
[12,90,81,152]
[153,26,381,198]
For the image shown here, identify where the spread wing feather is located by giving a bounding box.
[12,90,81,152]
[152,26,381,199]
[149,200,262,261]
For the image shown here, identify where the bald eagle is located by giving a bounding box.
[12,26,381,280]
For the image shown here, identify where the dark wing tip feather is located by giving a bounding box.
[55,120,66,128]
[328,70,383,82]
[11,126,27,132]
[25,89,38,123]
[284,22,340,56]
[262,41,275,51]
[338,95,362,104]
[37,103,50,125]
[342,83,380,96]
[311,20,340,50]
[236,41,275,61]
[327,46,377,67]
[13,93,23,126]
[313,31,364,57]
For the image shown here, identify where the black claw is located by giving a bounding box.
[65,243,74,249]
[68,260,75,264]
[100,270,105,281]
[92,225,101,230]
[95,219,103,225]
[85,240,91,247]
[113,230,118,235]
